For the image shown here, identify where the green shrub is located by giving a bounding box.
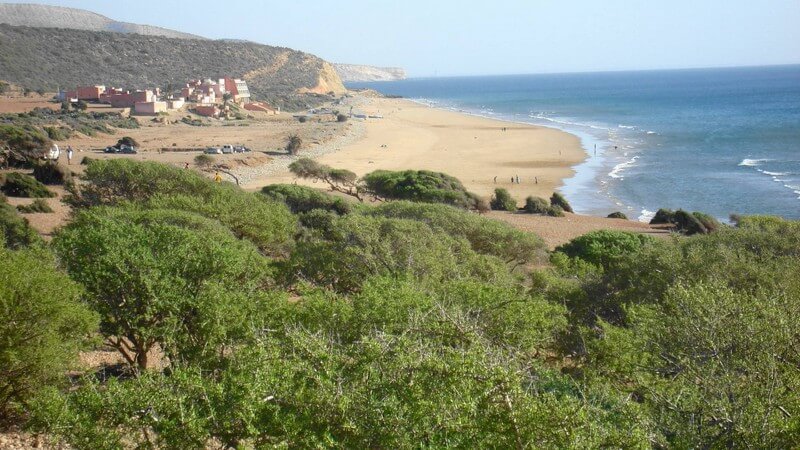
[286,214,513,293]
[53,207,279,370]
[523,196,550,214]
[546,205,565,217]
[336,113,348,122]
[362,169,477,209]
[194,153,214,167]
[365,201,548,265]
[554,229,656,268]
[116,136,139,148]
[550,192,573,213]
[0,247,97,419]
[1,172,55,198]
[1,202,41,249]
[261,183,351,215]
[43,126,72,141]
[79,156,95,165]
[607,211,628,220]
[490,188,517,211]
[692,211,720,232]
[33,161,72,185]
[17,198,53,213]
[650,208,675,224]
[71,160,297,256]
[672,209,707,235]
[0,124,52,166]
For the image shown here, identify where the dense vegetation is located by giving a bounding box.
[1,159,798,448]
[0,23,342,110]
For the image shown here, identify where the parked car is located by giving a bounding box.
[233,146,250,153]
[44,144,60,160]
[221,144,234,154]
[205,147,222,154]
[104,146,120,154]
[119,145,137,154]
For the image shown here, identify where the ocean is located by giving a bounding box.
[348,65,800,221]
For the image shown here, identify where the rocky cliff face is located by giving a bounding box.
[334,64,407,82]
[0,3,204,39]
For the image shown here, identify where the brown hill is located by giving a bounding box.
[0,24,346,110]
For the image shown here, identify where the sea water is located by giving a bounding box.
[348,65,800,221]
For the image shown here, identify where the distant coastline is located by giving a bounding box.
[347,66,800,221]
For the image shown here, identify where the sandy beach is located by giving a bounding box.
[243,97,586,205]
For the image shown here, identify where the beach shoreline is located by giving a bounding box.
[241,96,588,206]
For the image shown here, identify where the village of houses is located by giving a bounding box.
[32,74,363,193]
[60,76,279,118]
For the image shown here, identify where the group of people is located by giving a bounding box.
[493,175,538,184]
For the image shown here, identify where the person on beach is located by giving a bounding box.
[214,172,222,183]
[511,177,514,183]
[515,175,520,184]
[535,176,538,184]
[66,146,73,165]
[493,176,497,183]
[184,162,190,169]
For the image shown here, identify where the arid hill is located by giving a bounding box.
[0,24,345,110]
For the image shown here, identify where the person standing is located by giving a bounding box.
[493,176,497,184]
[515,175,520,184]
[66,146,73,165]
[214,172,222,183]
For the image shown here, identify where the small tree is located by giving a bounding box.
[286,135,302,155]
[289,157,362,200]
[337,113,348,122]
[53,208,275,370]
[74,100,88,111]
[490,188,517,211]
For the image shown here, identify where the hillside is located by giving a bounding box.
[0,3,204,39]
[334,64,407,82]
[0,24,346,110]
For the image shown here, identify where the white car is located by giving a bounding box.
[44,144,60,160]
[221,145,234,154]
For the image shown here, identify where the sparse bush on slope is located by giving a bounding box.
[1,172,54,198]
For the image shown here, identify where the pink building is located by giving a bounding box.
[65,85,106,101]
[195,105,220,118]
[134,101,168,115]
[103,90,155,108]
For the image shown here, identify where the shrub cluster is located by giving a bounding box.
[1,202,41,249]
[490,187,517,211]
[0,158,796,449]
[607,211,628,219]
[1,172,55,198]
[33,162,72,185]
[524,195,565,216]
[550,192,573,213]
[650,208,720,235]
[362,169,479,209]
[17,198,53,213]
[261,183,351,215]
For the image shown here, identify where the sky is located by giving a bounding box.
[6,0,800,77]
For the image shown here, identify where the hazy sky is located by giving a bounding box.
[7,0,800,76]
